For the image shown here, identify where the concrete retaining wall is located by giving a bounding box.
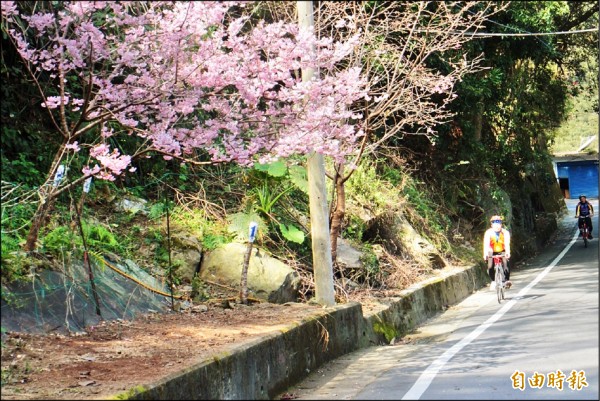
[112,263,489,400]
[361,263,489,347]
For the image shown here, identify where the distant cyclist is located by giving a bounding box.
[575,194,594,239]
[483,215,512,290]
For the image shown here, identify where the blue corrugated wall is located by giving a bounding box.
[556,160,599,199]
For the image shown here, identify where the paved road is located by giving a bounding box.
[283,199,598,400]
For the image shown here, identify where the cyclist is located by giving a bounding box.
[575,194,594,239]
[483,215,512,290]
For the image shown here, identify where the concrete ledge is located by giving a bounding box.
[114,303,365,400]
[361,263,489,346]
[112,263,489,400]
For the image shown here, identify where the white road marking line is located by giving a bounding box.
[401,228,580,400]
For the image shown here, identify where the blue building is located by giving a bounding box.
[553,154,599,199]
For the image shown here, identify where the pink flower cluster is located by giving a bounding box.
[2,1,368,180]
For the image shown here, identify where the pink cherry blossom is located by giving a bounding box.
[65,142,80,152]
[2,1,368,183]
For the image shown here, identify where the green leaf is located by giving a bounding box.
[148,203,167,219]
[288,165,308,194]
[278,223,305,244]
[253,162,270,172]
[227,212,266,241]
[254,160,287,177]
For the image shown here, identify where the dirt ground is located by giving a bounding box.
[0,298,329,400]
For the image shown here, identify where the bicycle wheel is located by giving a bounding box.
[495,266,503,303]
[584,228,588,248]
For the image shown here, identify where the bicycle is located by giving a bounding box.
[492,253,506,303]
[577,215,591,248]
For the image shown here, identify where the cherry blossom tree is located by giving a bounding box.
[1,1,368,252]
[263,1,506,264]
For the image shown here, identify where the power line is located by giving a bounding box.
[416,28,598,37]
[457,28,598,37]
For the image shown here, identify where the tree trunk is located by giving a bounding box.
[24,143,68,252]
[329,164,346,266]
[24,194,55,252]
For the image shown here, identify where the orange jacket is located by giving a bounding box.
[483,228,511,259]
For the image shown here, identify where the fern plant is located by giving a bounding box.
[41,220,123,258]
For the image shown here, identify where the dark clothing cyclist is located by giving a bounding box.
[575,195,594,239]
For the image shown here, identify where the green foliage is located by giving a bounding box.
[0,251,33,284]
[458,68,504,102]
[253,160,288,177]
[550,56,599,154]
[403,181,429,217]
[40,226,78,254]
[150,204,233,253]
[252,161,309,202]
[190,274,210,302]
[168,208,206,236]
[227,212,266,242]
[170,163,192,192]
[404,183,452,250]
[488,187,513,227]
[288,165,309,194]
[373,319,399,343]
[84,223,121,251]
[201,233,228,251]
[359,244,380,273]
[0,152,42,187]
[1,189,35,274]
[145,227,164,245]
[109,385,148,400]
[0,182,39,282]
[508,1,569,32]
[252,160,308,193]
[379,162,405,187]
[41,220,123,258]
[1,207,29,261]
[346,161,401,214]
[433,0,593,251]
[165,258,184,287]
[143,227,171,268]
[148,202,169,220]
[278,223,305,244]
[255,183,293,216]
[344,214,368,243]
[1,233,21,259]
[1,366,12,388]
[358,243,381,286]
[244,160,309,244]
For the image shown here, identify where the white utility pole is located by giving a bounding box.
[297,0,336,307]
